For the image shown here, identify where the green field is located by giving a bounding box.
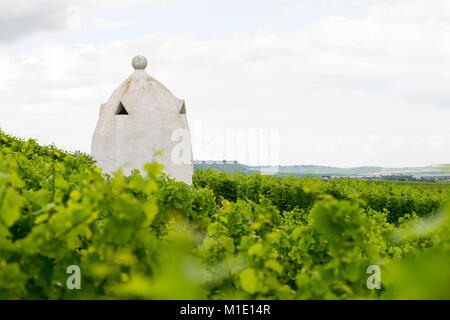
[1,130,449,299]
[367,180,450,190]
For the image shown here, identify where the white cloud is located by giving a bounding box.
[0,0,449,166]
[0,0,67,42]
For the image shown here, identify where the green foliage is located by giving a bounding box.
[0,130,449,299]
[193,169,448,222]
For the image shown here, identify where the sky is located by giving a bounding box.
[0,0,449,167]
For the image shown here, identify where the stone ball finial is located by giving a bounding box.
[132,55,148,70]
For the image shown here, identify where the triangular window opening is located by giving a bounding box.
[180,101,186,114]
[116,102,128,115]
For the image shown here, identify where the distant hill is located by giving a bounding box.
[194,161,249,174]
[194,161,450,178]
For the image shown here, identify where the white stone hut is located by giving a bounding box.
[91,55,194,184]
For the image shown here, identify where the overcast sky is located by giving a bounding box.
[1,0,449,167]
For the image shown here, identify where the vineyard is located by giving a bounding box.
[0,130,449,299]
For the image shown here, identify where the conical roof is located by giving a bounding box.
[99,55,184,117]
